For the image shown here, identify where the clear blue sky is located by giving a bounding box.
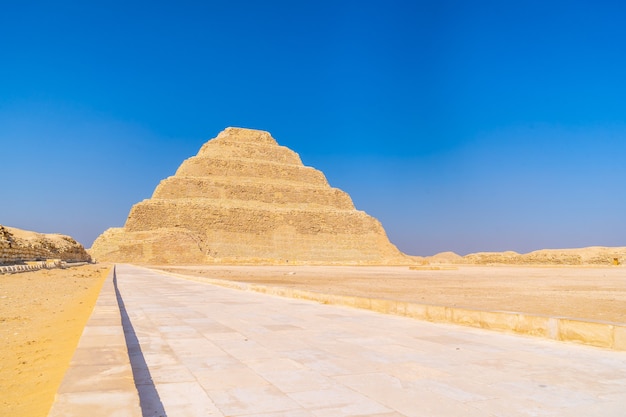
[1,1,625,256]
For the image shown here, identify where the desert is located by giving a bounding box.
[2,261,624,416]
[2,128,625,416]
[5,2,626,414]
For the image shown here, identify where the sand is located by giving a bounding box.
[1,262,624,416]
[0,264,110,417]
[155,265,626,324]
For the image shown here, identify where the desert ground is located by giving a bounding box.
[155,264,626,323]
[1,263,625,416]
[0,265,110,417]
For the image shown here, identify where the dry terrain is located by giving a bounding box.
[156,265,626,323]
[0,265,109,417]
[1,262,624,417]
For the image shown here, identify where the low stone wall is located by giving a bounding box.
[157,268,626,352]
[0,246,51,265]
[1,260,54,274]
[0,247,91,265]
[0,260,91,275]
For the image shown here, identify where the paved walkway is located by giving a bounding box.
[52,264,626,416]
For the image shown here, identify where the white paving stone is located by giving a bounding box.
[57,264,626,417]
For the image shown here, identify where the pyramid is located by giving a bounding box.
[90,127,409,264]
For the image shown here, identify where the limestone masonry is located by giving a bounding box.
[90,127,410,264]
[0,225,91,265]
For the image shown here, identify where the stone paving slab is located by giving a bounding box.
[157,268,626,351]
[52,264,626,416]
[48,268,141,417]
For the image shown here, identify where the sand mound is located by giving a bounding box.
[0,225,91,265]
[425,251,464,264]
[462,246,625,265]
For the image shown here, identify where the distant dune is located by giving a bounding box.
[426,246,625,266]
[90,127,410,265]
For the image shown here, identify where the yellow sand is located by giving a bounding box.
[0,265,109,417]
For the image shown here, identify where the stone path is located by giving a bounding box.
[51,264,626,416]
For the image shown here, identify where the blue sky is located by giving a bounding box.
[1,1,625,255]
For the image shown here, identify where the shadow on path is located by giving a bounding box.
[113,266,167,417]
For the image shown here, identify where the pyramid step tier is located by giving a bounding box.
[90,227,402,264]
[206,127,279,146]
[176,156,329,186]
[124,199,386,235]
[152,176,355,209]
[198,137,303,165]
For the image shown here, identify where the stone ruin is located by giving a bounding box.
[0,225,91,266]
[90,127,410,265]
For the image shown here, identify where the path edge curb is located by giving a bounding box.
[152,267,626,352]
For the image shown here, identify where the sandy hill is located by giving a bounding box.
[0,225,91,265]
[425,251,464,264]
[426,247,625,266]
[90,127,411,265]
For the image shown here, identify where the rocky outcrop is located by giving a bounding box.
[0,225,91,265]
[90,127,410,265]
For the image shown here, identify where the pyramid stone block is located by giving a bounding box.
[90,127,409,264]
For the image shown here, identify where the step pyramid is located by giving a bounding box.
[90,127,409,264]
